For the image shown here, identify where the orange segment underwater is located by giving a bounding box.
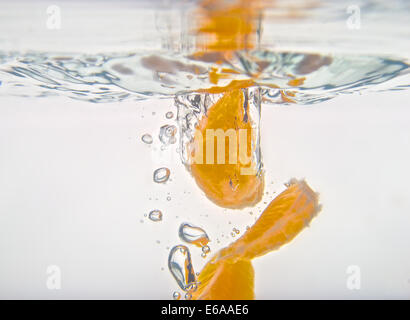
[192,179,321,300]
[188,88,264,209]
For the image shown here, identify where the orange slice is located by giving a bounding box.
[188,88,264,209]
[193,258,254,300]
[192,179,320,300]
[195,0,262,52]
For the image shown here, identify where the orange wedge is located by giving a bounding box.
[195,0,263,52]
[188,88,264,209]
[192,179,320,300]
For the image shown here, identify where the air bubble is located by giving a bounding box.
[141,134,153,144]
[148,209,163,222]
[153,167,170,183]
[187,282,197,292]
[178,223,209,247]
[173,292,181,300]
[202,245,210,254]
[159,125,177,145]
[166,111,174,119]
[168,245,196,291]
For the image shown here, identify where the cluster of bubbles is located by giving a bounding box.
[231,228,240,237]
[159,124,177,146]
[141,109,212,300]
[141,107,246,300]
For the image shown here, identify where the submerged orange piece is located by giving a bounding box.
[192,179,320,300]
[188,88,264,209]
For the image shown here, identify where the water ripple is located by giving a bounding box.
[0,50,408,104]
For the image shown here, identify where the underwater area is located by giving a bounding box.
[0,0,409,299]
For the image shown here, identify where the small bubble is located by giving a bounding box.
[201,253,207,258]
[233,228,240,234]
[165,111,174,119]
[185,292,192,300]
[187,282,197,292]
[231,232,236,238]
[173,292,181,300]
[202,245,210,254]
[153,167,170,183]
[166,196,171,201]
[148,210,163,222]
[141,134,153,144]
[159,124,177,145]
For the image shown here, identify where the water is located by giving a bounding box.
[1,50,408,104]
[0,1,409,104]
[1,0,410,299]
